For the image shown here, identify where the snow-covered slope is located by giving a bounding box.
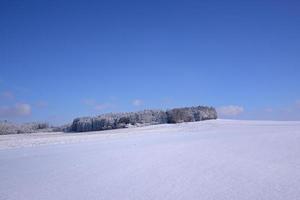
[1,119,300,200]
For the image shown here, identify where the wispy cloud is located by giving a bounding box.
[0,103,31,118]
[264,108,273,113]
[82,99,115,111]
[217,105,244,117]
[233,100,300,121]
[0,91,14,100]
[161,97,172,105]
[296,100,300,109]
[82,99,96,106]
[94,103,114,111]
[35,101,48,108]
[132,99,143,106]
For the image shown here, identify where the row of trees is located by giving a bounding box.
[0,106,218,134]
[70,106,217,132]
[0,121,50,135]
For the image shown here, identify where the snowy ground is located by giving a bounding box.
[1,119,300,200]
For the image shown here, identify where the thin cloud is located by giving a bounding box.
[35,101,48,108]
[161,97,172,105]
[94,103,114,111]
[245,101,300,121]
[82,99,96,106]
[132,99,143,106]
[217,105,244,116]
[264,108,273,113]
[0,103,31,118]
[1,91,14,100]
[82,99,115,111]
[296,100,300,109]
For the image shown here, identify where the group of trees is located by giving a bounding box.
[0,121,51,135]
[70,110,168,132]
[70,106,217,132]
[166,106,218,123]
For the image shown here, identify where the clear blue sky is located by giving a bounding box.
[1,0,300,124]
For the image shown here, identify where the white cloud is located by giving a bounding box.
[217,105,244,116]
[15,103,31,115]
[132,99,143,106]
[0,103,31,118]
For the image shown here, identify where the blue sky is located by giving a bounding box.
[0,0,300,124]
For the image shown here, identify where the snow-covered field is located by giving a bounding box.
[1,119,300,200]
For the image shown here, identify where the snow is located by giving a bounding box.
[1,119,300,200]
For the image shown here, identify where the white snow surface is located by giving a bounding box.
[1,119,300,200]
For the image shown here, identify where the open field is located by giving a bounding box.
[1,119,300,200]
